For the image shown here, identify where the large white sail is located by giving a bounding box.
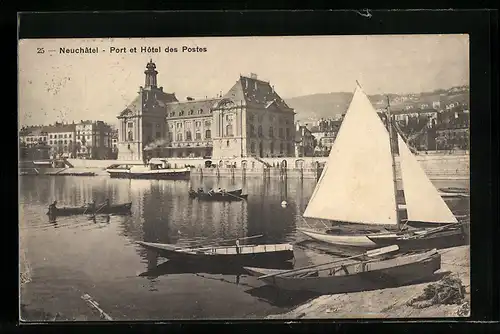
[397,134,458,224]
[303,84,398,226]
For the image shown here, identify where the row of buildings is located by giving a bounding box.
[295,101,470,156]
[19,120,118,160]
[19,60,469,162]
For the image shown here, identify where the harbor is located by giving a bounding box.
[18,34,472,321]
[19,171,469,321]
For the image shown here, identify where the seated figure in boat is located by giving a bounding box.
[87,200,97,212]
[48,200,58,215]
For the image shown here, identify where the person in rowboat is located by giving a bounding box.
[88,200,97,214]
[48,200,57,216]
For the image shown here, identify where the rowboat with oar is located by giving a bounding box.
[190,189,248,202]
[136,241,294,265]
[244,246,442,294]
[189,188,244,199]
[297,82,467,250]
[46,202,132,217]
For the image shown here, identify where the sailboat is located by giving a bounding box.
[297,82,467,250]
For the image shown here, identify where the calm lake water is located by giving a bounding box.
[19,175,469,321]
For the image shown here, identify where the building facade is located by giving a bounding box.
[294,123,315,157]
[75,120,113,159]
[116,61,295,161]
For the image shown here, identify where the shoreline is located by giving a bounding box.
[266,245,470,319]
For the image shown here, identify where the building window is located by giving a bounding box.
[49,134,53,139]
[128,122,133,128]
[279,128,284,139]
[286,128,290,139]
[250,124,255,137]
[198,109,203,114]
[226,140,230,147]
[49,140,53,145]
[59,134,63,138]
[186,131,192,141]
[176,123,182,129]
[251,141,256,153]
[270,142,274,153]
[177,133,183,141]
[64,140,67,144]
[269,126,274,138]
[258,126,263,137]
[204,120,211,127]
[280,143,284,153]
[128,130,133,141]
[205,129,211,139]
[195,131,201,140]
[226,124,233,137]
[195,121,201,128]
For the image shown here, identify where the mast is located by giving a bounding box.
[386,96,401,230]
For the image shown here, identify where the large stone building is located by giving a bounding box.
[117,60,295,161]
[19,121,112,159]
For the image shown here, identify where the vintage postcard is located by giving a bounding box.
[19,35,470,321]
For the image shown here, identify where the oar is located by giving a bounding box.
[257,244,400,280]
[223,191,246,201]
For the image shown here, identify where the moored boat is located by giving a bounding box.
[244,249,441,294]
[47,202,132,216]
[136,241,294,265]
[106,158,190,180]
[297,82,464,250]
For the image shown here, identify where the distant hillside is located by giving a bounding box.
[286,86,469,122]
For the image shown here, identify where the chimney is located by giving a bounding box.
[272,85,275,93]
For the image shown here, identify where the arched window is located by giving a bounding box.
[226,124,233,137]
[176,133,183,141]
[269,126,274,138]
[186,131,192,141]
[205,129,211,139]
[258,125,263,137]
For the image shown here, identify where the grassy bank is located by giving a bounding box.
[267,245,470,319]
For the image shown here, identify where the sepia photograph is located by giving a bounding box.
[18,35,470,321]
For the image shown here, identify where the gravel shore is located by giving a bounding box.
[267,245,470,319]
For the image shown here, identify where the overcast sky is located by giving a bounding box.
[18,34,469,127]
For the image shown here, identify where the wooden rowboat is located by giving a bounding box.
[189,188,243,199]
[194,192,248,202]
[244,249,441,294]
[367,222,470,251]
[47,202,132,217]
[136,241,294,265]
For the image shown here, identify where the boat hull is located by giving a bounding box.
[107,169,191,180]
[137,241,294,265]
[195,193,248,202]
[47,203,132,217]
[298,228,388,249]
[244,250,441,294]
[368,226,469,251]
